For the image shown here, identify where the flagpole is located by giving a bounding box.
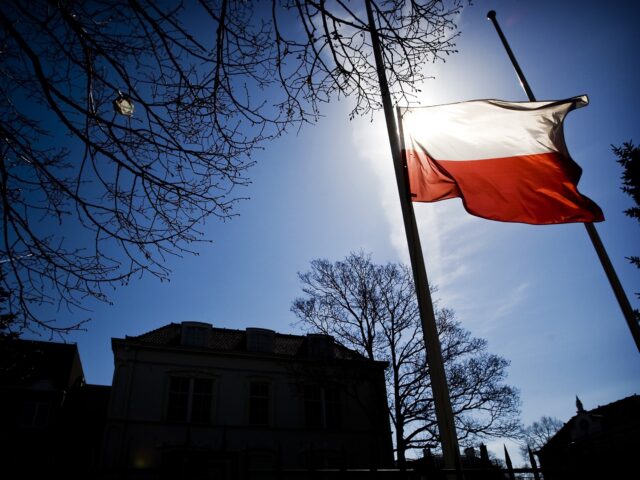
[364,0,461,473]
[487,10,640,353]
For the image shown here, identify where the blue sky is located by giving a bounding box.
[44,0,640,461]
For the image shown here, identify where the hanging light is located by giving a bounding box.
[113,90,134,117]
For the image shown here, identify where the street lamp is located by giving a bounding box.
[113,91,134,117]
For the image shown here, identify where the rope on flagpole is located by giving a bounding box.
[487,10,640,353]
[364,0,462,475]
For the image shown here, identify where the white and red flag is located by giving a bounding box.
[401,95,604,224]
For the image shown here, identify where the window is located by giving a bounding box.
[304,385,322,427]
[246,328,275,353]
[324,387,341,428]
[249,381,270,425]
[19,401,51,428]
[181,322,211,347]
[167,376,213,423]
[304,385,341,429]
[191,378,213,423]
[306,334,334,358]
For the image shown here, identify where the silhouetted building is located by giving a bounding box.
[101,322,393,478]
[537,394,640,479]
[0,338,110,478]
[407,444,505,479]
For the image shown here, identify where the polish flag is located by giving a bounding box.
[401,96,604,224]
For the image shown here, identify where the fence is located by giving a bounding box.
[243,467,542,480]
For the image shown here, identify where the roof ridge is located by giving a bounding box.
[123,323,372,362]
[590,393,640,413]
[132,322,180,339]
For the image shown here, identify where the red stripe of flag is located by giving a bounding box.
[405,149,604,225]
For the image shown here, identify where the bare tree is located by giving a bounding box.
[0,1,464,335]
[292,252,521,466]
[519,416,563,457]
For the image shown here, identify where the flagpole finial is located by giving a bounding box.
[487,10,496,20]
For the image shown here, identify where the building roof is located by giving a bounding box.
[538,394,640,453]
[118,322,375,363]
[0,338,84,389]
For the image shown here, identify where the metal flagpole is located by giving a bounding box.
[364,0,461,474]
[487,10,640,353]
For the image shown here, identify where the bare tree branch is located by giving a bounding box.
[0,0,465,336]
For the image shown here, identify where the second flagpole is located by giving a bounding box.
[487,10,640,353]
[364,0,462,474]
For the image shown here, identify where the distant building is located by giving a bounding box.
[407,444,505,479]
[101,322,393,478]
[537,395,640,479]
[0,338,110,477]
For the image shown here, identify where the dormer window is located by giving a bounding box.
[307,334,334,359]
[246,328,275,353]
[180,322,212,347]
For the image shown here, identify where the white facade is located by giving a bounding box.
[102,322,393,478]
